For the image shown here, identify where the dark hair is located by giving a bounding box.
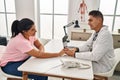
[11,18,34,38]
[89,10,104,22]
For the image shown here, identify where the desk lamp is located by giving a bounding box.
[74,20,80,28]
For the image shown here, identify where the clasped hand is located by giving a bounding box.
[59,47,78,57]
[63,48,76,57]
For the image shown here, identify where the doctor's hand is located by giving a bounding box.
[64,48,76,57]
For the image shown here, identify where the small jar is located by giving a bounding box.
[83,29,86,32]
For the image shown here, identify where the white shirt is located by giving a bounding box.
[75,25,115,73]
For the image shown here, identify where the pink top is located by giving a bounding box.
[0,33,36,66]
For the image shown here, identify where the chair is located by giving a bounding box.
[0,45,22,80]
[94,48,120,80]
[0,39,50,80]
[0,37,7,46]
[0,67,22,80]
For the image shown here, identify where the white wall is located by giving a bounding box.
[68,0,100,29]
[68,0,100,39]
[15,0,40,37]
[14,0,100,38]
[15,0,35,21]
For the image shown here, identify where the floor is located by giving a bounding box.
[0,71,120,80]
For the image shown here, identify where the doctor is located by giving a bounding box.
[64,10,115,73]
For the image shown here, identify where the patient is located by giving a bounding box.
[0,18,65,80]
[64,10,115,74]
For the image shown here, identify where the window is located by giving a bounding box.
[0,0,16,37]
[99,0,120,32]
[39,0,69,39]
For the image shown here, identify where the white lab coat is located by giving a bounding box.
[75,25,115,73]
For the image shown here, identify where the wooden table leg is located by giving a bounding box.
[22,72,28,80]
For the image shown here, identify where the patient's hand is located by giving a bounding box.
[58,49,65,56]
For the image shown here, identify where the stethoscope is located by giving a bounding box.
[87,32,99,52]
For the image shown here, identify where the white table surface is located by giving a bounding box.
[18,39,93,80]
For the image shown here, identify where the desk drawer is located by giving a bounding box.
[71,32,92,41]
[113,35,120,48]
